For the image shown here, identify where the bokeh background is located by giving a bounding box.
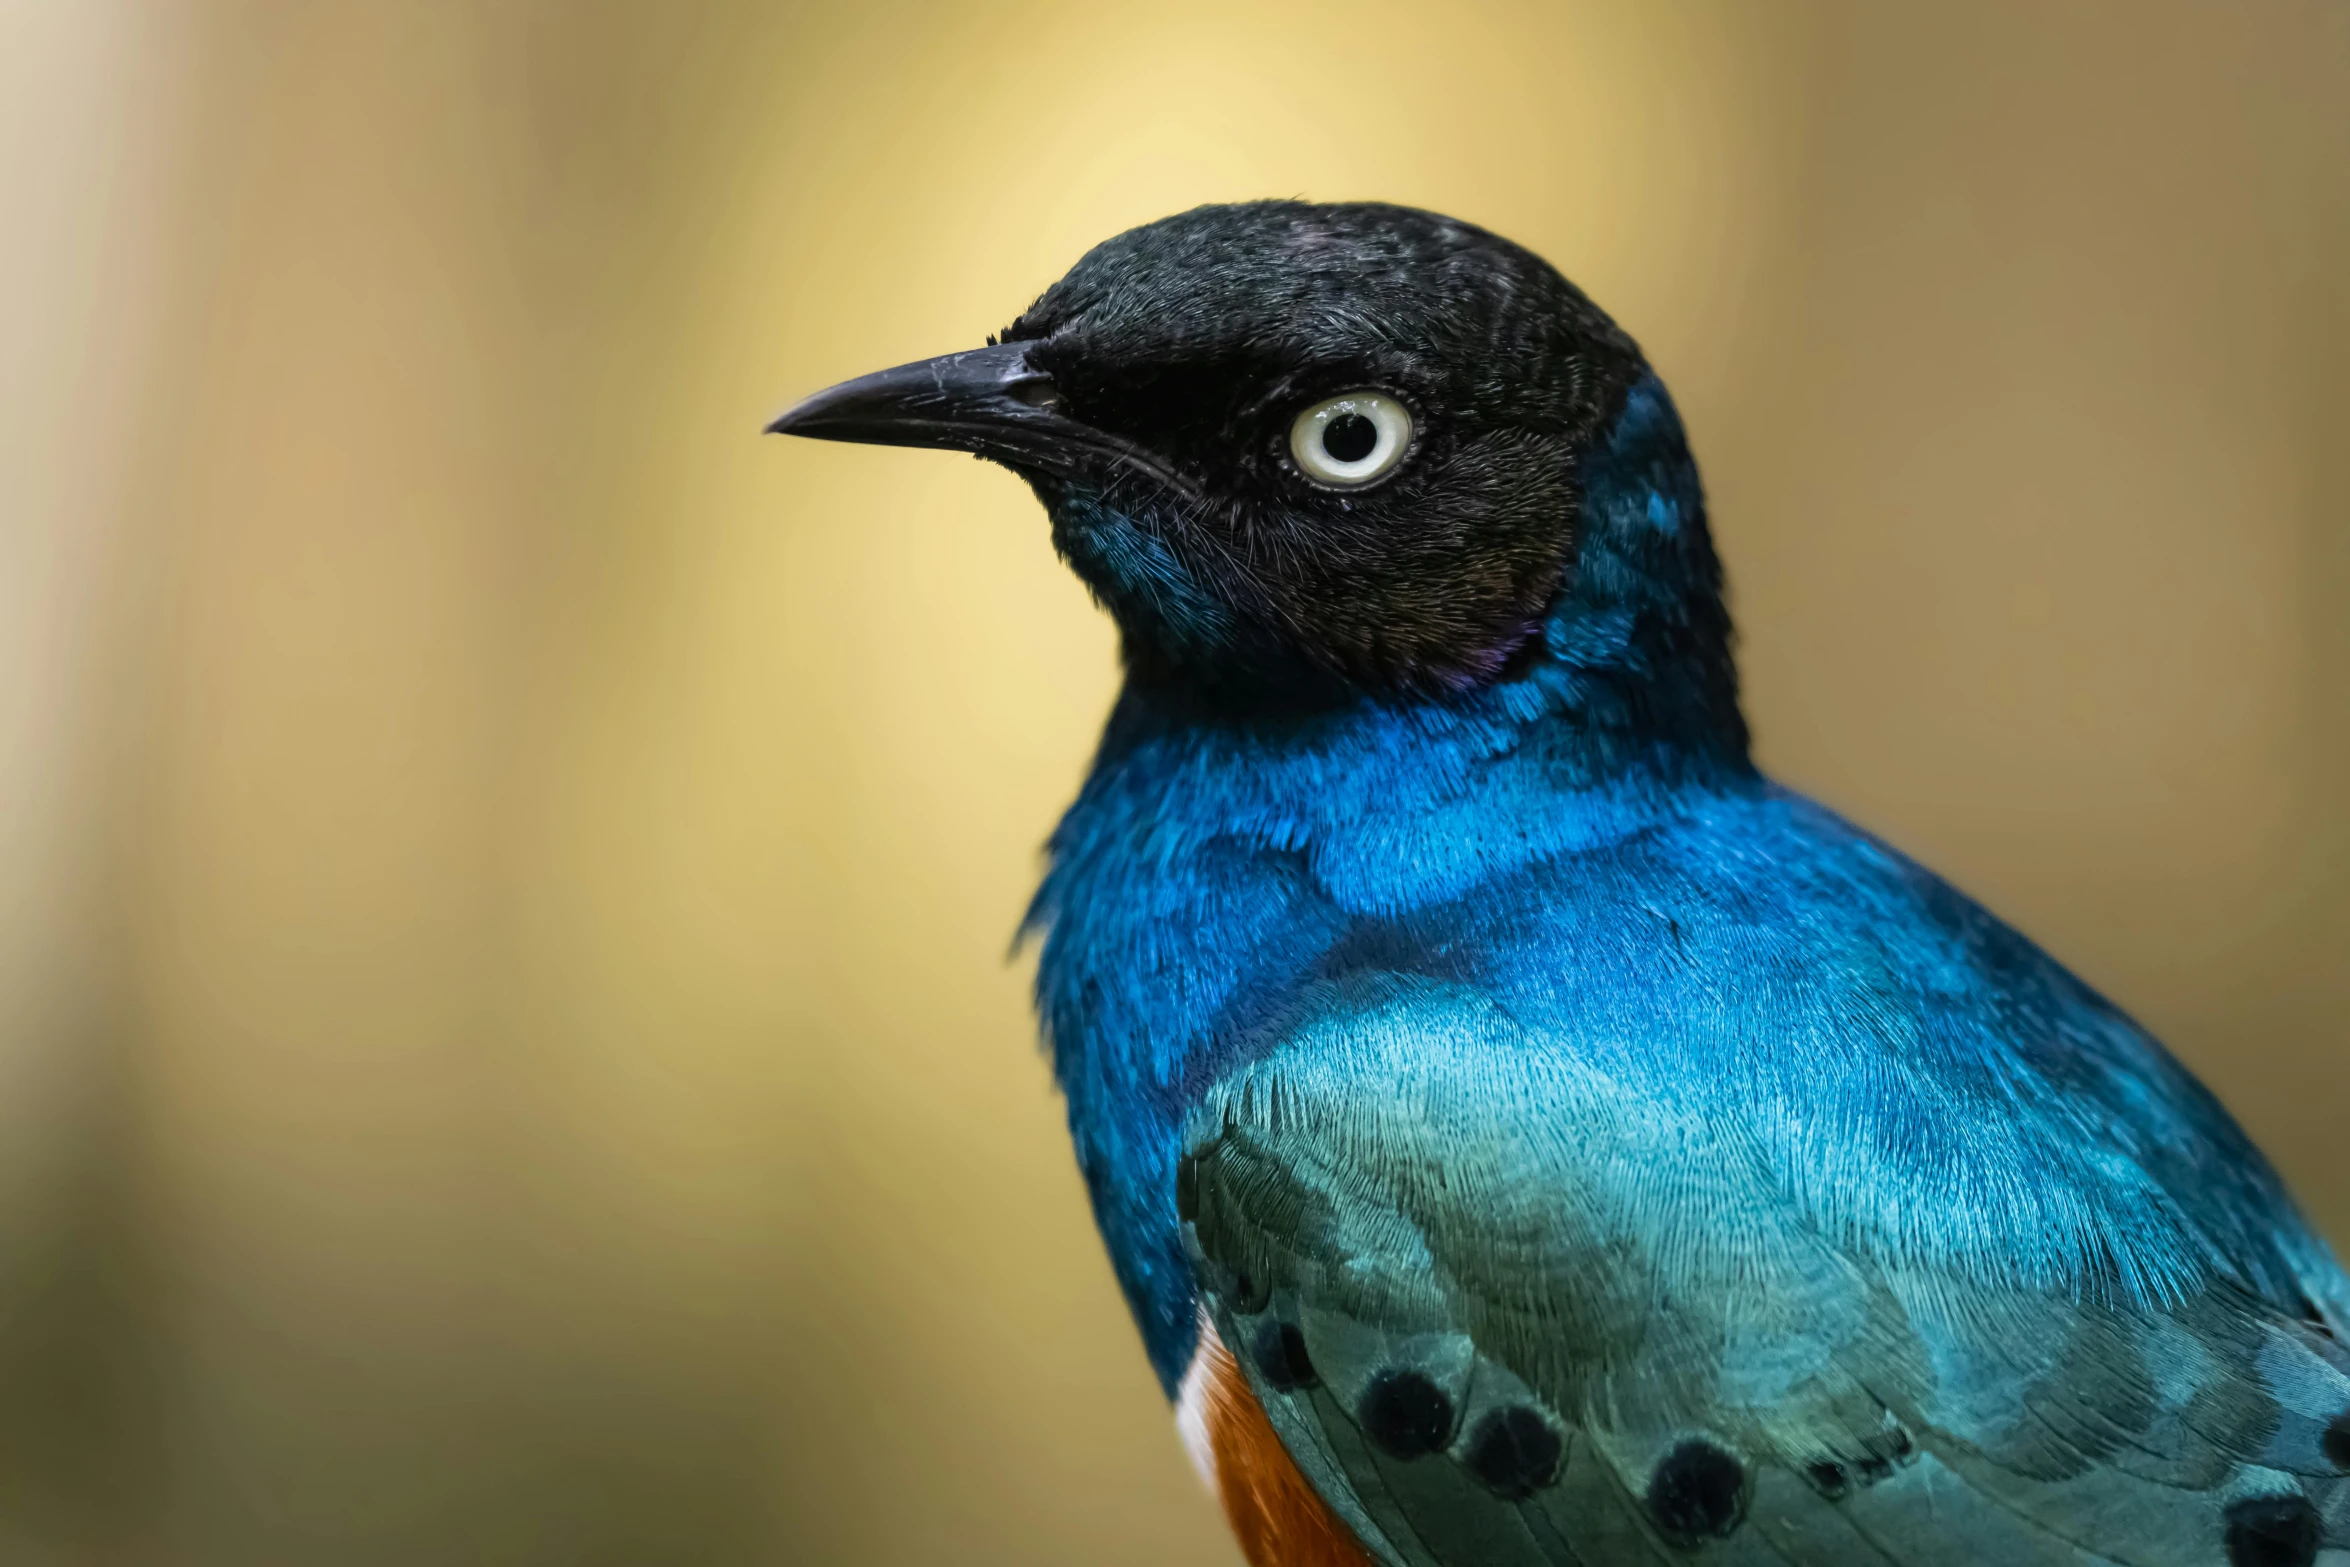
[3,2,2345,1562]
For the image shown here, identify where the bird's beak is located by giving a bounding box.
[765,340,1177,487]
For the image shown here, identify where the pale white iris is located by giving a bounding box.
[1288,392,1412,487]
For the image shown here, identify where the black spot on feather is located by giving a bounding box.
[2224,1493,2318,1567]
[1647,1440,1746,1543]
[1464,1406,1561,1499]
[1359,1370,1454,1459]
[2322,1412,2350,1471]
[1251,1319,1315,1393]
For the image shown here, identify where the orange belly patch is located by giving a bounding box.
[1177,1314,1376,1567]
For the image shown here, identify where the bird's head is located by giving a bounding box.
[772,201,1695,707]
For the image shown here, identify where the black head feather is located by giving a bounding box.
[999,201,1647,697]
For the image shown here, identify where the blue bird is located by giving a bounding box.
[770,202,2350,1567]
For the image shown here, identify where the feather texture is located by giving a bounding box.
[1027,374,2349,1564]
[782,200,2348,1565]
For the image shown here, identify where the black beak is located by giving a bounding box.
[765,340,1181,488]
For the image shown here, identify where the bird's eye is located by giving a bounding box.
[1288,392,1412,487]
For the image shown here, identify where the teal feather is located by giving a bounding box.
[780,199,2350,1565]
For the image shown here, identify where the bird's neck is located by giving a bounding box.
[1033,370,1756,987]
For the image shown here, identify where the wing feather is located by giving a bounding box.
[1180,982,2350,1566]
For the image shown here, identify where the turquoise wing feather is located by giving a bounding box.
[1179,979,2350,1566]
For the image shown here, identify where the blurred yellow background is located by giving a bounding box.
[2,2,2344,1563]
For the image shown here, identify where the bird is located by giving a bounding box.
[768,201,2350,1567]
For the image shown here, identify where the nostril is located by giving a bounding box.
[1008,376,1064,412]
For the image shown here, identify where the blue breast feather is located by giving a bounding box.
[1024,377,2347,1395]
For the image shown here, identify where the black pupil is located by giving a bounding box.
[1321,412,1378,464]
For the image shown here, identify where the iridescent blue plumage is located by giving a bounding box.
[1029,374,2347,1397]
[775,200,2350,1566]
